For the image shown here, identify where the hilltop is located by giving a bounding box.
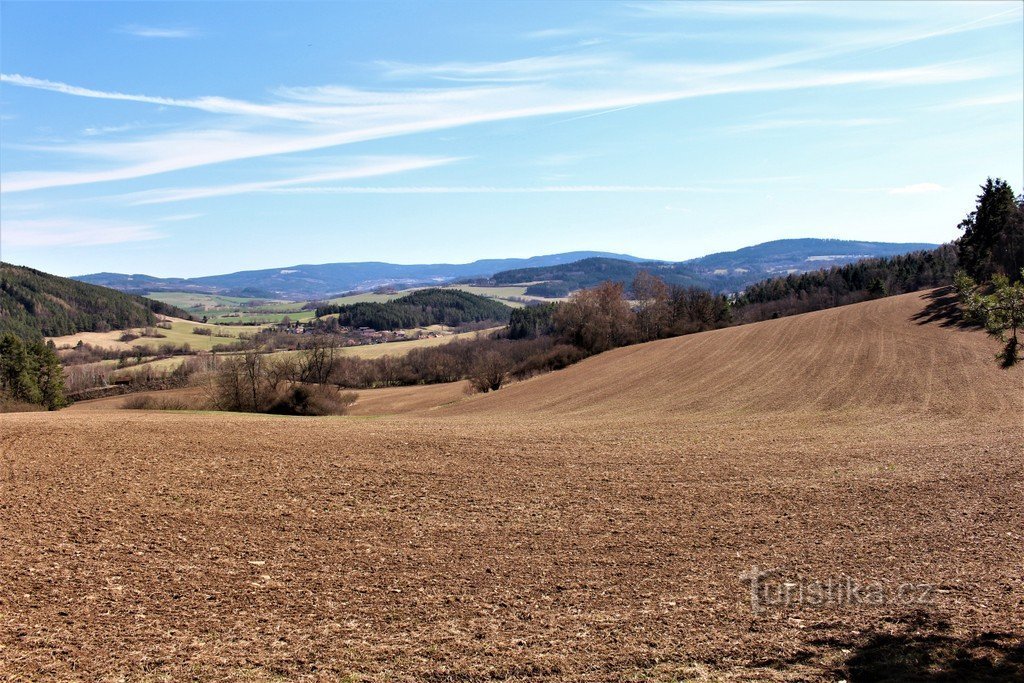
[0,263,191,339]
[492,238,939,295]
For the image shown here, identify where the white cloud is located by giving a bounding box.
[931,92,1024,109]
[0,218,162,247]
[889,182,944,195]
[117,25,199,39]
[124,156,463,205]
[155,213,203,222]
[1,60,992,195]
[261,185,720,195]
[726,117,894,133]
[1,0,1016,195]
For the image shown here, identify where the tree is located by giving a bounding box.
[34,341,66,410]
[553,281,636,354]
[469,351,511,392]
[0,333,66,410]
[297,334,339,384]
[958,178,1024,283]
[955,269,1024,367]
[508,304,556,340]
[632,271,672,342]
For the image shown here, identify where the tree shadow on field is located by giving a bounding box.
[911,287,982,329]
[816,612,1024,682]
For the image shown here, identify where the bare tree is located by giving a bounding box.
[632,271,672,342]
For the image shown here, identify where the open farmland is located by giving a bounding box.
[145,292,319,325]
[2,290,1022,681]
[48,317,259,352]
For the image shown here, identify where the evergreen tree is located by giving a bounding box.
[955,270,1024,368]
[957,178,1024,282]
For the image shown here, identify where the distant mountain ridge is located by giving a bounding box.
[75,240,938,300]
[76,251,651,300]
[491,239,940,295]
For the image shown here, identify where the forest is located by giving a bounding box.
[0,263,192,338]
[314,288,513,330]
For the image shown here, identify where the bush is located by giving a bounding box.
[469,351,512,393]
[267,384,357,416]
[119,331,141,342]
[192,326,214,336]
[123,394,194,411]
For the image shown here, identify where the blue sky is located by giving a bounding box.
[1,1,1021,278]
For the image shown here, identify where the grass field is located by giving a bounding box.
[49,317,260,352]
[6,290,1022,680]
[146,291,319,324]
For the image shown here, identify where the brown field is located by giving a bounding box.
[2,289,1022,681]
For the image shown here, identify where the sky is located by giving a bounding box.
[1,1,1022,278]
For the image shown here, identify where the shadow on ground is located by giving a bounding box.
[815,612,1024,682]
[911,287,981,329]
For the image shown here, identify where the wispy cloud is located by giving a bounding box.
[117,25,199,39]
[931,92,1024,110]
[1,59,992,194]
[377,54,614,82]
[124,156,462,205]
[889,182,944,195]
[261,185,721,195]
[1,218,163,247]
[1,1,1016,195]
[155,213,204,223]
[726,117,894,133]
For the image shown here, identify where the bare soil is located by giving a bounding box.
[2,289,1021,681]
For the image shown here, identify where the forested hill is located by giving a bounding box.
[0,263,192,339]
[315,288,512,330]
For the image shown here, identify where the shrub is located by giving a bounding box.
[192,327,214,336]
[119,331,141,342]
[123,394,194,411]
[267,384,357,416]
[469,351,512,393]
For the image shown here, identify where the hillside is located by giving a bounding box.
[75,251,650,299]
[0,263,191,339]
[315,287,512,329]
[491,238,939,295]
[443,288,1020,420]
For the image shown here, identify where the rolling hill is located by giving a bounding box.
[0,262,192,339]
[441,288,1018,420]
